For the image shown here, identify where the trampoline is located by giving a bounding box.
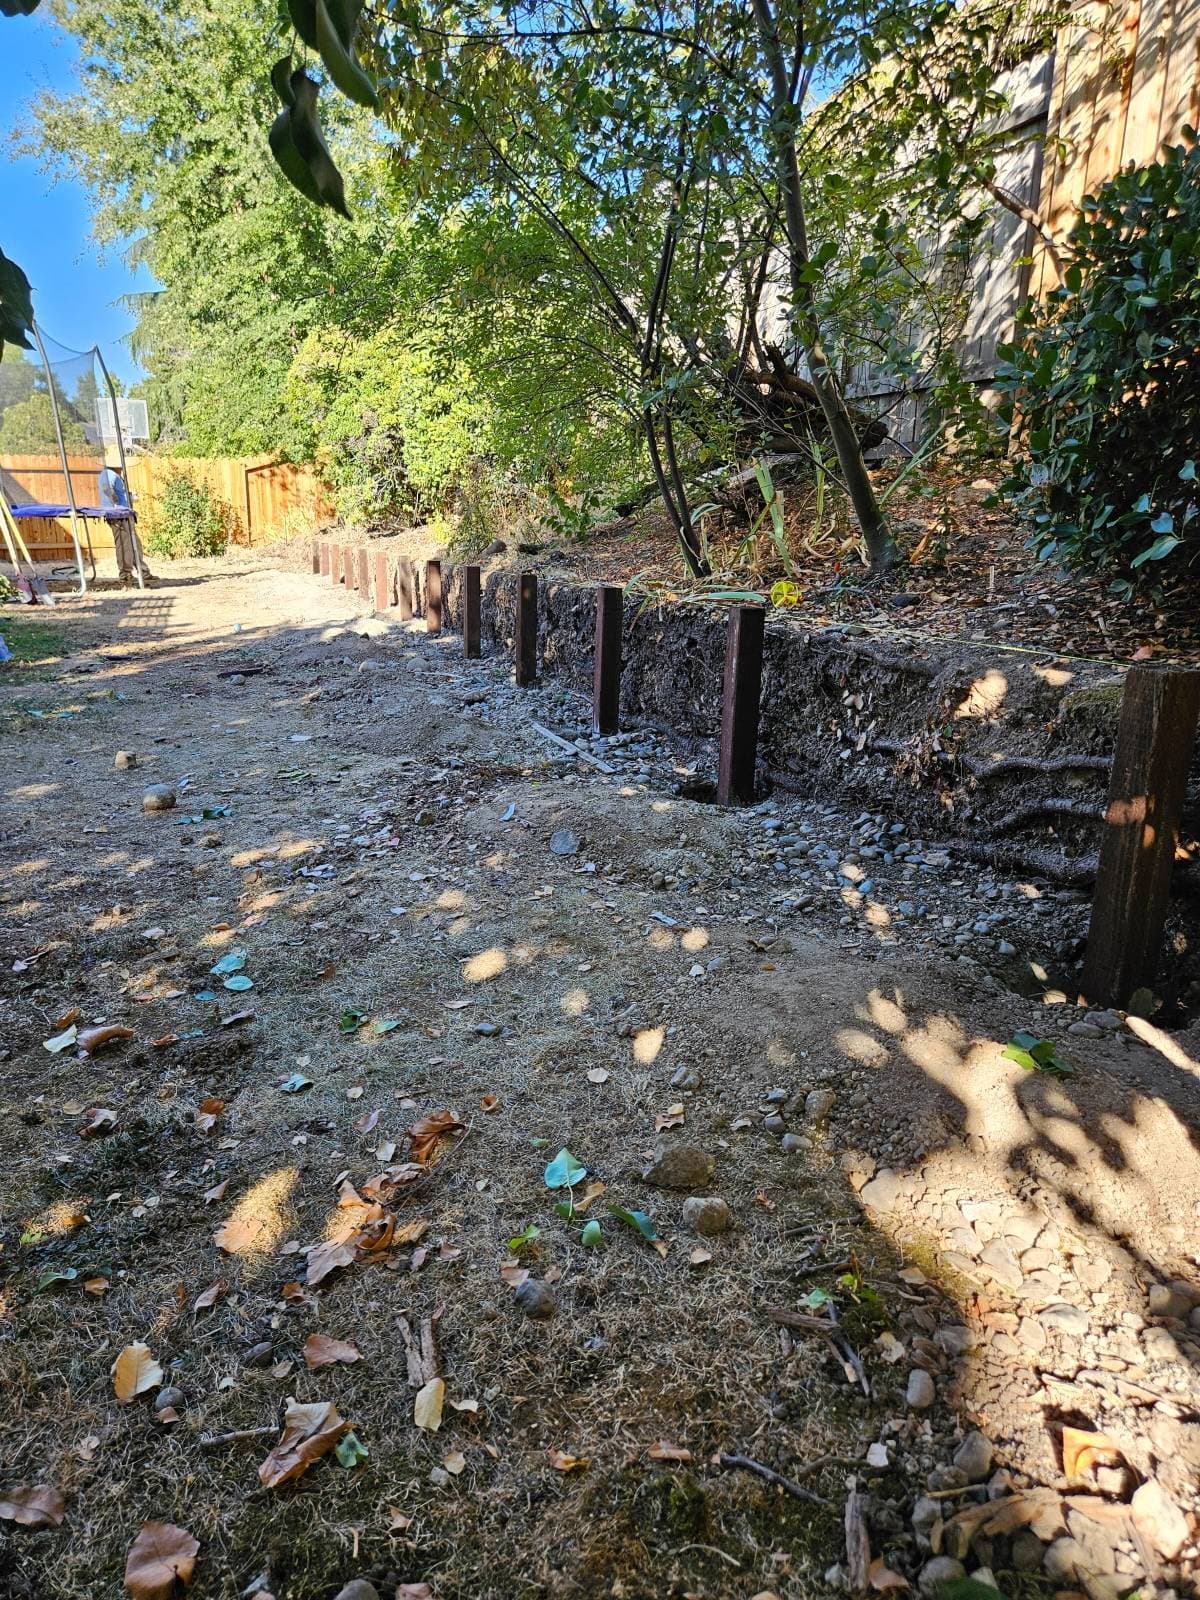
[0,323,146,593]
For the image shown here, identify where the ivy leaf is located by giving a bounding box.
[543,1148,587,1189]
[607,1204,658,1242]
[1002,1031,1073,1077]
[334,1430,369,1468]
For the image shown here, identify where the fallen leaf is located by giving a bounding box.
[414,1376,445,1432]
[353,1108,380,1134]
[156,1407,180,1425]
[112,1342,164,1403]
[1131,643,1154,661]
[499,1262,529,1289]
[151,1034,180,1050]
[868,1558,909,1591]
[443,1450,467,1475]
[335,1431,369,1468]
[654,1102,685,1132]
[83,1275,110,1297]
[480,1093,500,1112]
[43,1025,78,1054]
[408,1109,464,1164]
[0,1484,66,1528]
[547,1448,590,1473]
[397,1587,433,1599]
[688,1246,713,1267]
[586,1067,609,1084]
[195,1098,225,1134]
[303,1333,362,1369]
[305,1238,356,1286]
[648,1441,691,1463]
[388,1506,413,1532]
[220,1009,254,1028]
[346,1085,365,1101]
[203,1179,230,1205]
[573,1180,606,1213]
[77,1024,135,1057]
[543,1148,587,1189]
[258,1399,350,1488]
[193,1281,225,1313]
[124,1522,198,1599]
[213,1213,270,1254]
[449,1397,479,1413]
[1062,1425,1124,1480]
[79,1107,118,1139]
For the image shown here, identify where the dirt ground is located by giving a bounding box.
[2,554,1199,1600]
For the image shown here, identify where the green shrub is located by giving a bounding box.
[996,138,1200,591]
[144,470,236,559]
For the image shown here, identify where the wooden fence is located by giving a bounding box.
[0,452,335,565]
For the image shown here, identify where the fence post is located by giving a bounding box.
[464,564,481,658]
[374,551,391,613]
[426,559,443,634]
[717,604,766,806]
[515,572,538,686]
[355,547,368,596]
[319,540,330,579]
[330,542,342,586]
[397,557,414,620]
[593,584,623,735]
[1081,666,1200,1007]
[311,540,321,576]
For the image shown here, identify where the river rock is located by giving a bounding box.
[1130,1479,1188,1558]
[906,1369,935,1409]
[142,783,176,812]
[918,1557,965,1595]
[333,1584,381,1600]
[952,1430,993,1482]
[805,1088,836,1122]
[643,1143,715,1190]
[514,1279,557,1320]
[681,1196,732,1236]
[114,750,137,770]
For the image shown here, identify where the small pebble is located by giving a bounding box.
[906,1369,935,1409]
[114,750,137,770]
[514,1279,557,1320]
[142,783,176,812]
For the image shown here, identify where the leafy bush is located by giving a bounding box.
[996,139,1200,590]
[144,470,236,559]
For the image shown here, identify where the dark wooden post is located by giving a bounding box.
[717,604,766,806]
[397,557,414,620]
[329,542,341,586]
[1082,666,1200,1007]
[374,551,391,612]
[464,564,481,658]
[311,540,321,575]
[319,540,330,578]
[593,584,623,735]
[357,547,370,596]
[426,559,443,634]
[515,572,538,686]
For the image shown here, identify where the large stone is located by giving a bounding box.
[333,1585,380,1600]
[917,1557,965,1596]
[1130,1479,1188,1559]
[859,1168,903,1212]
[514,1279,557,1320]
[142,783,176,812]
[114,750,137,770]
[1148,1282,1195,1320]
[906,1369,935,1409]
[952,1430,993,1482]
[681,1196,732,1236]
[549,829,581,856]
[805,1088,836,1122]
[1038,1302,1089,1337]
[643,1143,716,1190]
[978,1240,1023,1291]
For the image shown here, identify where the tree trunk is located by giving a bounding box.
[748,0,895,573]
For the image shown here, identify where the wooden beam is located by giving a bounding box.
[1082,666,1200,1007]
[717,605,765,806]
[330,542,342,586]
[464,564,481,658]
[311,540,321,575]
[374,551,391,613]
[426,559,443,634]
[357,547,370,596]
[593,585,623,735]
[515,572,538,687]
[397,557,414,620]
[319,540,330,578]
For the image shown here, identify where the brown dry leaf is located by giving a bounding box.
[867,1558,910,1591]
[499,1262,529,1289]
[193,1281,225,1314]
[414,1376,445,1433]
[258,1399,349,1488]
[156,1407,181,1426]
[52,1006,81,1030]
[303,1333,362,1369]
[548,1449,591,1474]
[391,1218,430,1247]
[79,1107,118,1140]
[353,1108,380,1134]
[654,1102,685,1132]
[195,1098,225,1134]
[573,1180,606,1214]
[77,1024,135,1057]
[83,1276,110,1297]
[1062,1426,1124,1480]
[0,1484,67,1528]
[688,1247,713,1267]
[442,1450,467,1476]
[213,1212,270,1254]
[203,1179,230,1205]
[305,1237,356,1287]
[407,1109,464,1164]
[1131,643,1154,661]
[124,1522,198,1599]
[280,1281,314,1308]
[388,1507,413,1532]
[480,1093,500,1113]
[112,1342,164,1404]
[151,1034,180,1050]
[647,1441,691,1463]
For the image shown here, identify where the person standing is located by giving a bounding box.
[97,461,150,584]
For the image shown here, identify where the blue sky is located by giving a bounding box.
[1,9,151,383]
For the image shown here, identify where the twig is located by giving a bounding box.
[717,1453,827,1505]
[828,1303,871,1399]
[528,720,617,773]
[399,1311,441,1387]
[199,1425,276,1449]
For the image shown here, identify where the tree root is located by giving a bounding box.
[983,798,1107,835]
[963,752,1111,779]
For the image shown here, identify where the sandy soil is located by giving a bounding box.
[1,554,1198,1600]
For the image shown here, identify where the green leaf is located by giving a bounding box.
[210,949,247,976]
[1002,1033,1073,1078]
[543,1148,587,1189]
[223,974,254,991]
[607,1204,658,1243]
[335,1430,369,1468]
[507,1224,540,1252]
[938,1581,1011,1600]
[1131,533,1180,568]
[279,1071,313,1093]
[37,1266,79,1290]
[581,1219,602,1248]
[339,1008,366,1032]
[372,1017,402,1034]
